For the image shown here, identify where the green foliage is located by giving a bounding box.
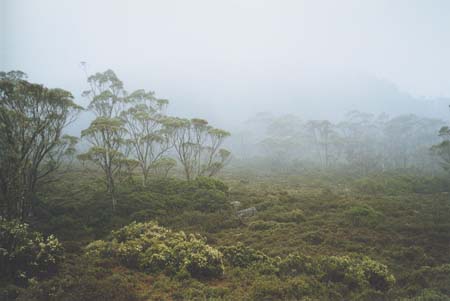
[400,264,450,298]
[166,116,232,180]
[0,71,82,219]
[0,218,64,284]
[86,221,224,278]
[249,275,318,301]
[249,276,289,301]
[195,176,229,193]
[344,205,384,227]
[432,126,450,172]
[150,157,177,178]
[36,176,233,241]
[220,243,272,268]
[278,253,317,276]
[320,255,395,292]
[0,284,21,301]
[353,174,450,195]
[15,257,141,301]
[412,289,450,301]
[248,220,279,231]
[22,169,450,300]
[272,208,306,223]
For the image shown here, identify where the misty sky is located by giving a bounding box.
[1,0,450,128]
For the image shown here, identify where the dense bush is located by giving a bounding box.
[0,218,64,284]
[242,251,396,298]
[320,255,395,292]
[27,169,449,300]
[353,174,450,195]
[412,289,450,301]
[15,257,140,301]
[400,264,450,298]
[271,209,305,223]
[220,243,272,268]
[344,205,383,227]
[249,275,318,301]
[195,176,229,193]
[36,177,232,241]
[248,220,279,231]
[278,253,317,276]
[85,221,224,278]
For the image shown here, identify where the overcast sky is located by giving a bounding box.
[1,0,450,127]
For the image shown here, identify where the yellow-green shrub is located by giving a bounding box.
[85,221,224,278]
[0,218,64,283]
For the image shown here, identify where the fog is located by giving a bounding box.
[2,0,450,131]
[3,4,450,297]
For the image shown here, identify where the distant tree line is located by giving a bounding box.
[233,111,450,175]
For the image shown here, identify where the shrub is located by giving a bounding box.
[220,243,272,268]
[352,174,450,195]
[353,178,385,195]
[195,176,229,194]
[344,205,383,227]
[191,189,229,212]
[278,253,317,276]
[16,258,140,301]
[178,239,224,278]
[85,221,224,279]
[320,255,395,292]
[0,284,21,300]
[272,209,305,223]
[302,231,324,245]
[250,276,286,301]
[249,275,316,300]
[413,289,450,301]
[129,209,159,222]
[284,277,316,299]
[0,218,64,283]
[248,220,278,231]
[403,264,450,297]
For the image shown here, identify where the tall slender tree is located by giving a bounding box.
[78,70,128,210]
[165,117,231,180]
[121,90,171,186]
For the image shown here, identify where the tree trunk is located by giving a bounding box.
[106,171,117,211]
[142,170,148,187]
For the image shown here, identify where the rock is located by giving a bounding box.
[230,201,241,208]
[237,207,257,218]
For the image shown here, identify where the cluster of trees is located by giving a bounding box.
[77,70,231,210]
[0,69,231,219]
[234,111,448,174]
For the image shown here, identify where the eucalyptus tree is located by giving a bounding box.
[121,90,171,186]
[431,125,450,172]
[151,157,177,178]
[165,117,203,181]
[0,71,81,220]
[261,114,308,165]
[78,70,129,210]
[338,111,384,174]
[165,117,231,180]
[384,115,442,170]
[203,128,232,176]
[306,120,340,169]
